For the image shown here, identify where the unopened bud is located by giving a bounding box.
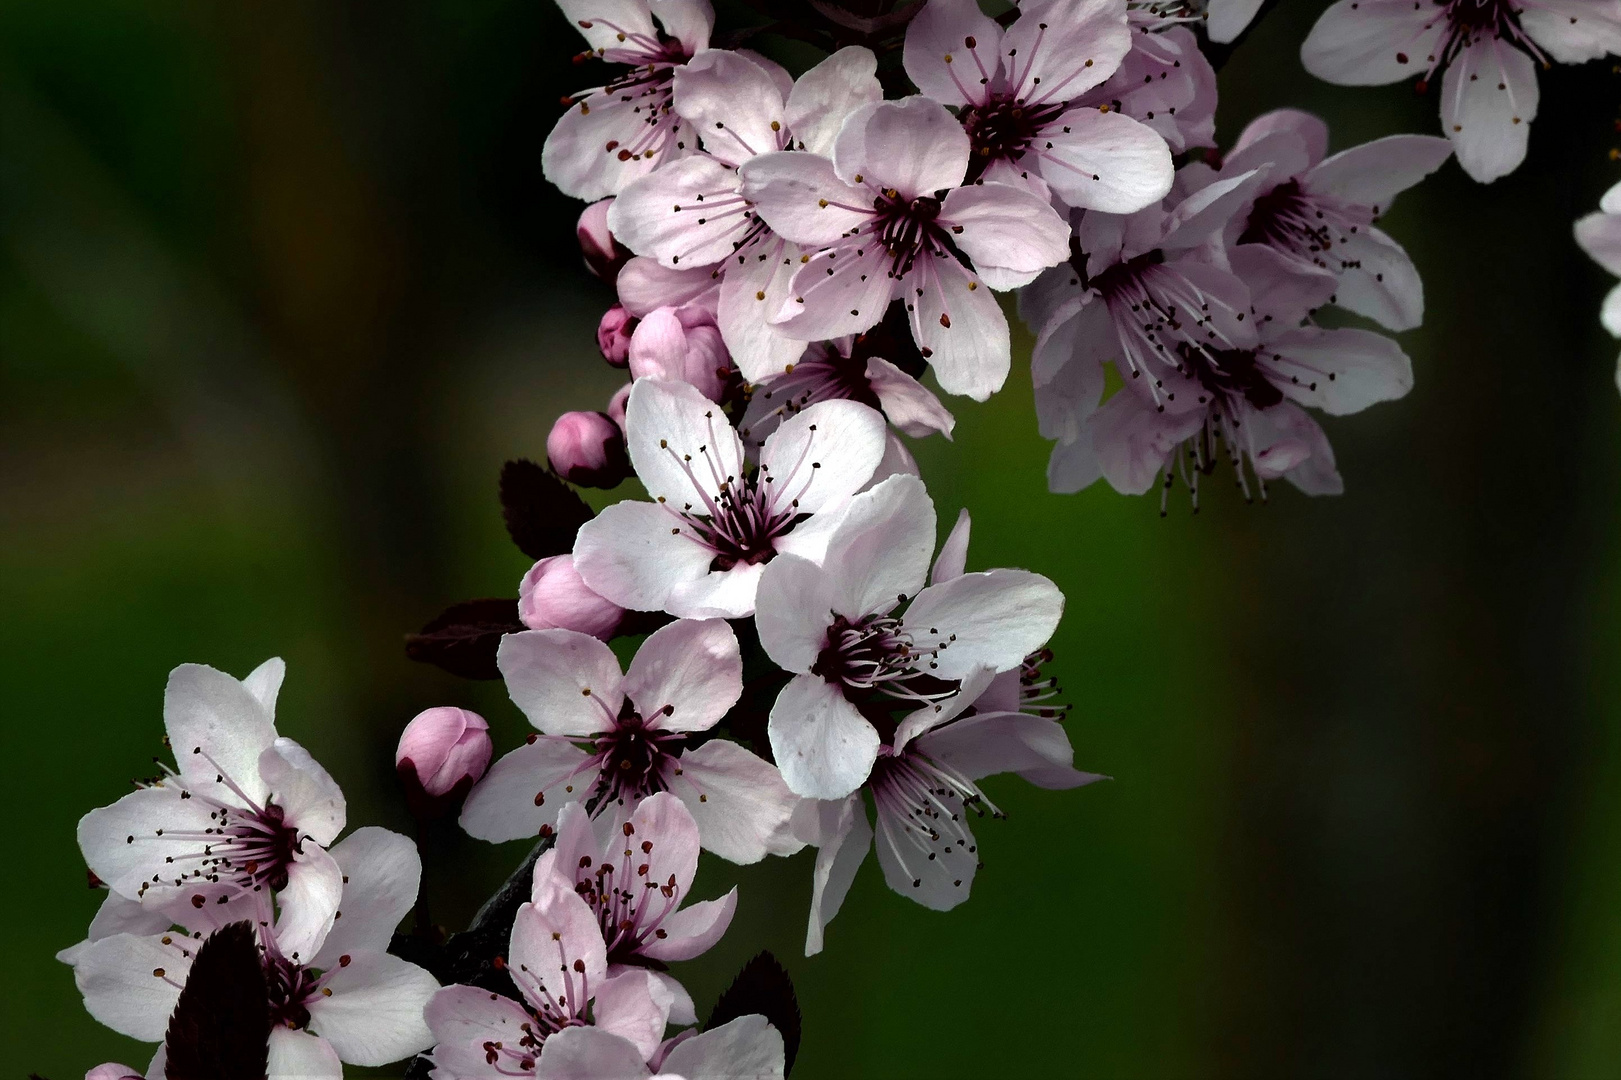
[628,307,733,402]
[579,198,631,282]
[547,410,631,488]
[607,381,632,430]
[395,707,492,820]
[519,554,625,639]
[598,305,635,366]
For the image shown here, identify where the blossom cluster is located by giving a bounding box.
[53,0,1619,1076]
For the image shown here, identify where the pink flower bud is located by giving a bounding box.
[547,410,631,488]
[628,307,733,401]
[395,707,492,820]
[518,554,625,639]
[578,198,630,282]
[607,381,632,430]
[597,305,635,366]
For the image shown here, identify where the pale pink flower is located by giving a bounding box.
[86,1067,145,1080]
[755,474,1065,801]
[425,873,674,1077]
[431,1014,785,1080]
[793,510,1099,953]
[75,659,347,963]
[520,554,627,640]
[1180,109,1452,331]
[1040,243,1414,503]
[542,0,715,200]
[610,47,883,380]
[533,794,735,1024]
[740,96,1071,401]
[1301,0,1621,183]
[1574,180,1621,391]
[902,0,1174,212]
[460,618,803,864]
[64,828,439,1078]
[579,197,632,282]
[574,377,886,619]
[737,340,955,449]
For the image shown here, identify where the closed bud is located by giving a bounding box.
[597,305,635,366]
[628,307,734,402]
[547,410,631,488]
[606,381,633,430]
[518,554,625,639]
[578,198,631,282]
[395,707,492,820]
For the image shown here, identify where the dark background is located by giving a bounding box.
[3,1,1618,1075]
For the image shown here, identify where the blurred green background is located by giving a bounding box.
[3,1,1619,1076]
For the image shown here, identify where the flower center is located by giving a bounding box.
[1238,180,1373,266]
[1176,342,1285,411]
[813,613,960,726]
[961,97,1067,182]
[868,749,998,892]
[264,955,319,1030]
[570,822,683,965]
[872,190,955,278]
[589,710,684,805]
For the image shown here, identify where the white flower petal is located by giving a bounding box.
[164,662,276,806]
[940,181,1069,277]
[774,242,898,341]
[498,629,625,737]
[624,618,742,731]
[822,473,937,617]
[768,674,880,800]
[867,357,955,438]
[659,1014,786,1079]
[1440,39,1538,184]
[1328,226,1426,331]
[799,793,872,956]
[1267,326,1413,416]
[675,50,785,167]
[901,569,1063,680]
[610,156,750,268]
[575,500,718,613]
[1300,0,1447,85]
[718,238,807,382]
[312,827,420,969]
[784,46,883,157]
[306,951,438,1066]
[905,258,1010,402]
[832,97,969,197]
[1305,134,1453,213]
[754,553,837,674]
[739,151,870,247]
[258,737,345,846]
[73,932,189,1041]
[267,1027,344,1080]
[759,398,887,514]
[459,739,596,843]
[424,984,537,1076]
[1033,107,1173,214]
[536,1026,653,1080]
[673,738,805,862]
[274,847,343,963]
[902,0,1003,108]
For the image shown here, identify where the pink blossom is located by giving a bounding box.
[542,0,715,200]
[903,0,1174,211]
[548,410,633,488]
[790,509,1098,952]
[75,659,348,963]
[459,618,804,864]
[740,96,1071,401]
[1039,242,1414,503]
[426,872,674,1076]
[1074,20,1217,155]
[520,554,627,639]
[755,474,1065,801]
[397,706,493,820]
[1178,109,1452,331]
[63,828,439,1077]
[610,47,883,380]
[1301,0,1621,183]
[573,378,886,619]
[533,794,736,1023]
[1574,180,1621,391]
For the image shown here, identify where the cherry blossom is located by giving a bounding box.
[1020,165,1268,428]
[459,618,803,864]
[1301,0,1621,183]
[1039,243,1414,503]
[430,1013,785,1080]
[754,473,1065,800]
[793,510,1099,953]
[573,377,887,619]
[542,0,715,200]
[75,658,347,963]
[425,875,674,1077]
[1574,180,1621,391]
[740,95,1071,400]
[1179,108,1452,331]
[610,47,883,379]
[902,0,1174,212]
[64,827,439,1078]
[1130,0,1267,42]
[533,794,736,1023]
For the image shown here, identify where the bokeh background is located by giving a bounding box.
[4,1,1619,1076]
